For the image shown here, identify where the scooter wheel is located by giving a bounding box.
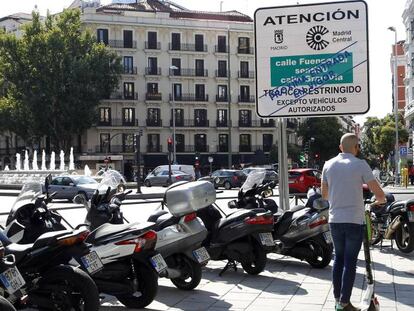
[305,237,333,269]
[117,263,158,308]
[241,242,267,275]
[170,255,202,290]
[395,221,414,253]
[0,296,16,311]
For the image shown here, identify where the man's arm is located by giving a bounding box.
[321,181,329,200]
[366,179,386,205]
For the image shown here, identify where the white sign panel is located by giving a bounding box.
[254,0,369,118]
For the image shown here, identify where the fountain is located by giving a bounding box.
[4,165,9,171]
[84,164,91,177]
[50,152,56,171]
[69,147,75,171]
[32,150,39,171]
[59,150,65,171]
[16,153,21,171]
[41,150,46,171]
[24,150,30,171]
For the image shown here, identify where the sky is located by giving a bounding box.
[0,0,408,125]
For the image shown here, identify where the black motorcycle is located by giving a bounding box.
[228,171,333,269]
[0,242,17,311]
[369,193,414,253]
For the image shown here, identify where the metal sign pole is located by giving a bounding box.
[277,118,290,211]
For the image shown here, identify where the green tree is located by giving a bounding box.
[0,9,122,150]
[298,117,344,163]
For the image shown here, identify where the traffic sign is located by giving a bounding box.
[254,0,369,118]
[400,146,407,156]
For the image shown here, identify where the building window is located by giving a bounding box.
[122,134,134,153]
[123,30,133,48]
[99,107,111,125]
[195,134,207,152]
[238,37,250,53]
[195,59,204,76]
[148,134,160,152]
[240,61,249,78]
[240,134,251,152]
[217,35,227,52]
[173,83,182,100]
[263,134,273,152]
[97,29,108,45]
[171,58,181,75]
[176,134,185,152]
[240,85,250,101]
[217,60,227,77]
[147,31,157,49]
[218,134,228,152]
[195,34,204,52]
[146,83,160,100]
[217,109,227,127]
[147,57,158,75]
[122,108,135,126]
[194,109,207,126]
[100,133,110,153]
[171,33,181,50]
[172,108,184,126]
[217,85,228,101]
[147,108,161,126]
[195,84,205,101]
[239,110,251,126]
[123,56,134,74]
[123,82,135,99]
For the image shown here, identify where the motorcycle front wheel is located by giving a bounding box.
[395,220,414,253]
[170,255,202,290]
[32,265,99,311]
[0,296,16,311]
[116,262,158,309]
[305,236,333,268]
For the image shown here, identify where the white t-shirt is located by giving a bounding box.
[322,153,375,224]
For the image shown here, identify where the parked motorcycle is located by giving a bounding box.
[0,242,17,311]
[228,171,333,268]
[6,172,166,309]
[368,193,414,253]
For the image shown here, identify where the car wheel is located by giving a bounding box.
[73,191,87,203]
[144,180,151,187]
[224,181,231,190]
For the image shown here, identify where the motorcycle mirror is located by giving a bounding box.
[73,194,87,205]
[117,183,126,193]
[262,189,273,198]
[313,198,329,210]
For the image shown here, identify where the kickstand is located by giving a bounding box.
[219,260,237,277]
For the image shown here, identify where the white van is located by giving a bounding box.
[150,165,195,178]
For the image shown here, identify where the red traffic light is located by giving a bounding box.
[167,137,173,144]
[315,153,320,159]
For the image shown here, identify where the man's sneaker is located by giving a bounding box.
[336,303,361,311]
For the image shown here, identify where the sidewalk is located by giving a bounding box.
[100,241,414,311]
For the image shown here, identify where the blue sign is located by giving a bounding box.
[400,146,407,156]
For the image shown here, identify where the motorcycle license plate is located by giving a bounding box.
[150,254,168,273]
[80,251,104,275]
[408,211,414,222]
[259,232,275,246]
[0,266,25,294]
[323,231,333,244]
[192,247,210,263]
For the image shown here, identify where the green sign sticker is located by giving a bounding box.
[270,52,353,88]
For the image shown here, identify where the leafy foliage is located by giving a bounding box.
[0,9,122,150]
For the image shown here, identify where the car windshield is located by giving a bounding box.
[98,170,126,193]
[241,170,265,191]
[74,176,98,185]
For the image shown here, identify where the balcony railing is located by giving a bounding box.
[263,145,272,152]
[237,46,254,54]
[169,93,209,102]
[169,68,208,77]
[145,67,162,75]
[97,118,139,127]
[239,145,252,152]
[146,119,162,127]
[145,41,161,50]
[145,93,162,101]
[177,145,209,152]
[287,119,298,129]
[147,145,163,152]
[123,66,137,75]
[214,45,228,53]
[169,119,209,127]
[168,43,208,52]
[95,145,126,153]
[108,92,138,100]
[216,145,228,152]
[216,120,232,127]
[216,95,228,102]
[215,70,228,78]
[238,120,274,127]
[261,119,276,127]
[238,71,255,79]
[239,120,252,127]
[238,95,256,103]
[0,148,11,155]
[109,40,137,49]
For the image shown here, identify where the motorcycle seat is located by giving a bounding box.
[5,243,33,263]
[33,230,74,249]
[86,222,148,244]
[153,213,180,231]
[216,209,257,230]
[274,211,294,236]
[147,210,169,223]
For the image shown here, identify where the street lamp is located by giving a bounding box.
[170,65,178,164]
[388,26,400,180]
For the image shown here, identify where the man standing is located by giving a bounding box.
[321,133,386,311]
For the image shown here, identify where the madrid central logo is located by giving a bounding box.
[306,25,329,50]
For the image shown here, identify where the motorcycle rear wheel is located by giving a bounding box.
[0,296,16,311]
[305,237,333,268]
[395,221,414,253]
[170,255,202,290]
[116,263,158,309]
[241,242,267,275]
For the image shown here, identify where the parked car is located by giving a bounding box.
[199,169,247,190]
[288,168,321,193]
[242,167,279,184]
[48,175,99,201]
[144,170,193,187]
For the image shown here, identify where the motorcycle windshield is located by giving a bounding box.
[11,182,43,213]
[241,170,266,191]
[98,170,126,194]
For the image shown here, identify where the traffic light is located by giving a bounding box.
[314,153,320,159]
[299,152,305,163]
[167,137,173,152]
